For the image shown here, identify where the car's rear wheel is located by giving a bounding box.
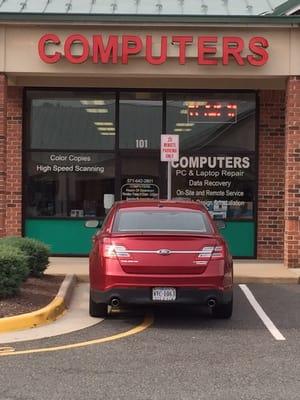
[211,298,233,319]
[89,296,108,318]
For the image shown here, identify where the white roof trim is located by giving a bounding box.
[285,5,300,15]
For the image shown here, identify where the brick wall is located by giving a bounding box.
[284,77,300,268]
[257,90,285,260]
[0,74,7,237]
[0,75,23,238]
[5,86,23,236]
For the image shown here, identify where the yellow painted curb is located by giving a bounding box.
[0,295,66,333]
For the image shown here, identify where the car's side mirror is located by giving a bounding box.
[85,220,100,228]
[215,220,226,230]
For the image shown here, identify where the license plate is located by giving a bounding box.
[152,287,176,301]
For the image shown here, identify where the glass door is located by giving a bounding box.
[118,91,165,200]
[120,152,163,201]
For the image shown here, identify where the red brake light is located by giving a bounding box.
[103,244,130,259]
[211,246,225,259]
[198,246,214,258]
[198,245,225,260]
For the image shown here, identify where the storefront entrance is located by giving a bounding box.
[24,89,257,257]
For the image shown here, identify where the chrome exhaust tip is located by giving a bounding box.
[110,298,120,307]
[207,298,216,308]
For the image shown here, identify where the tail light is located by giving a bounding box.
[211,246,225,259]
[198,246,214,258]
[102,244,130,259]
[198,245,225,260]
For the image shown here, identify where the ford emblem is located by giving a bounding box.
[157,249,172,256]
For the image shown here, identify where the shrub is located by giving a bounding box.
[0,237,50,277]
[0,245,29,298]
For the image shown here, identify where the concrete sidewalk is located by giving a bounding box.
[46,257,300,284]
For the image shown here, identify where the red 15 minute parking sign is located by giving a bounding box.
[160,135,179,162]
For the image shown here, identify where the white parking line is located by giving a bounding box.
[239,284,286,341]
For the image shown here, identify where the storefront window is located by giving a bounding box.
[166,93,255,152]
[119,92,162,149]
[25,89,257,256]
[26,152,115,218]
[26,91,117,219]
[29,91,116,150]
[166,92,256,221]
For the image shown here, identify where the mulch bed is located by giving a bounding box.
[0,275,64,318]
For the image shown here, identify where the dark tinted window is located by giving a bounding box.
[29,92,116,150]
[26,152,115,217]
[120,155,160,200]
[119,92,162,149]
[166,93,255,153]
[113,210,212,233]
[166,92,256,221]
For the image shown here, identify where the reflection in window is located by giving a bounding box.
[26,152,115,217]
[120,155,160,200]
[167,92,256,221]
[113,211,212,233]
[119,92,162,149]
[166,93,256,153]
[29,92,116,150]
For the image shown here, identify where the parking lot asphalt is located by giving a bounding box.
[1,284,300,400]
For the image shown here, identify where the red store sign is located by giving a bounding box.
[38,33,269,66]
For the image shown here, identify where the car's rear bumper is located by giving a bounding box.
[90,287,233,306]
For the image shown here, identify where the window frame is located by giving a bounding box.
[23,88,258,231]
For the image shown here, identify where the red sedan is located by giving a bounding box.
[88,200,233,319]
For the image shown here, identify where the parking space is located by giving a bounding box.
[1,284,300,400]
[245,284,300,340]
[0,284,286,352]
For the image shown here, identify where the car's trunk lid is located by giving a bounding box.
[111,233,218,274]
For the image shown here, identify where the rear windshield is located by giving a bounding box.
[113,210,213,233]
